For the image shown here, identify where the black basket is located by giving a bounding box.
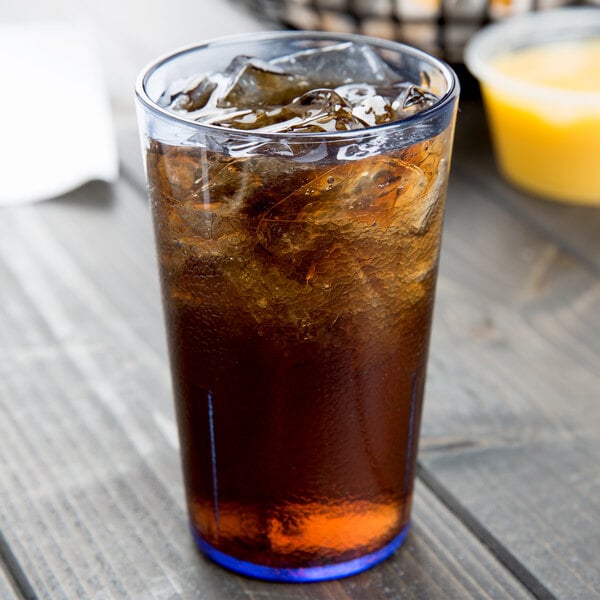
[240,0,598,62]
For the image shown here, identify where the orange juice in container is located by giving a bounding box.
[465,8,600,205]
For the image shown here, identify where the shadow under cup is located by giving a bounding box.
[135,32,459,582]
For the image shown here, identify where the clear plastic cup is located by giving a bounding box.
[136,31,459,582]
[465,8,600,205]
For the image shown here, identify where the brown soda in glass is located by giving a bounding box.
[146,122,452,569]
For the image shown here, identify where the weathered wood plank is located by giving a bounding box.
[0,556,22,600]
[424,178,600,444]
[420,441,600,600]
[0,181,531,599]
[418,138,600,597]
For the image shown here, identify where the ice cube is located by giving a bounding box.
[211,87,368,133]
[146,141,202,200]
[165,77,218,112]
[255,154,428,265]
[334,83,377,105]
[392,85,438,119]
[280,88,368,132]
[335,84,394,127]
[271,42,398,85]
[217,56,310,109]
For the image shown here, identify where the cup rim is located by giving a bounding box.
[464,7,600,106]
[135,30,459,141]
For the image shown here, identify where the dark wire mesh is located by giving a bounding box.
[239,0,599,62]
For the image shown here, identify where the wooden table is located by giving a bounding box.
[1,2,599,598]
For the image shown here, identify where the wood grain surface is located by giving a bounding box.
[0,556,22,600]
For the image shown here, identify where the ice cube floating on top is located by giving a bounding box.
[158,42,439,133]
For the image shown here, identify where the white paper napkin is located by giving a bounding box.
[0,23,118,205]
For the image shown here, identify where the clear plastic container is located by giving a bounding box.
[465,8,600,204]
[136,31,459,582]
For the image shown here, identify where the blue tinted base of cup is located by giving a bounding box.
[192,523,410,582]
